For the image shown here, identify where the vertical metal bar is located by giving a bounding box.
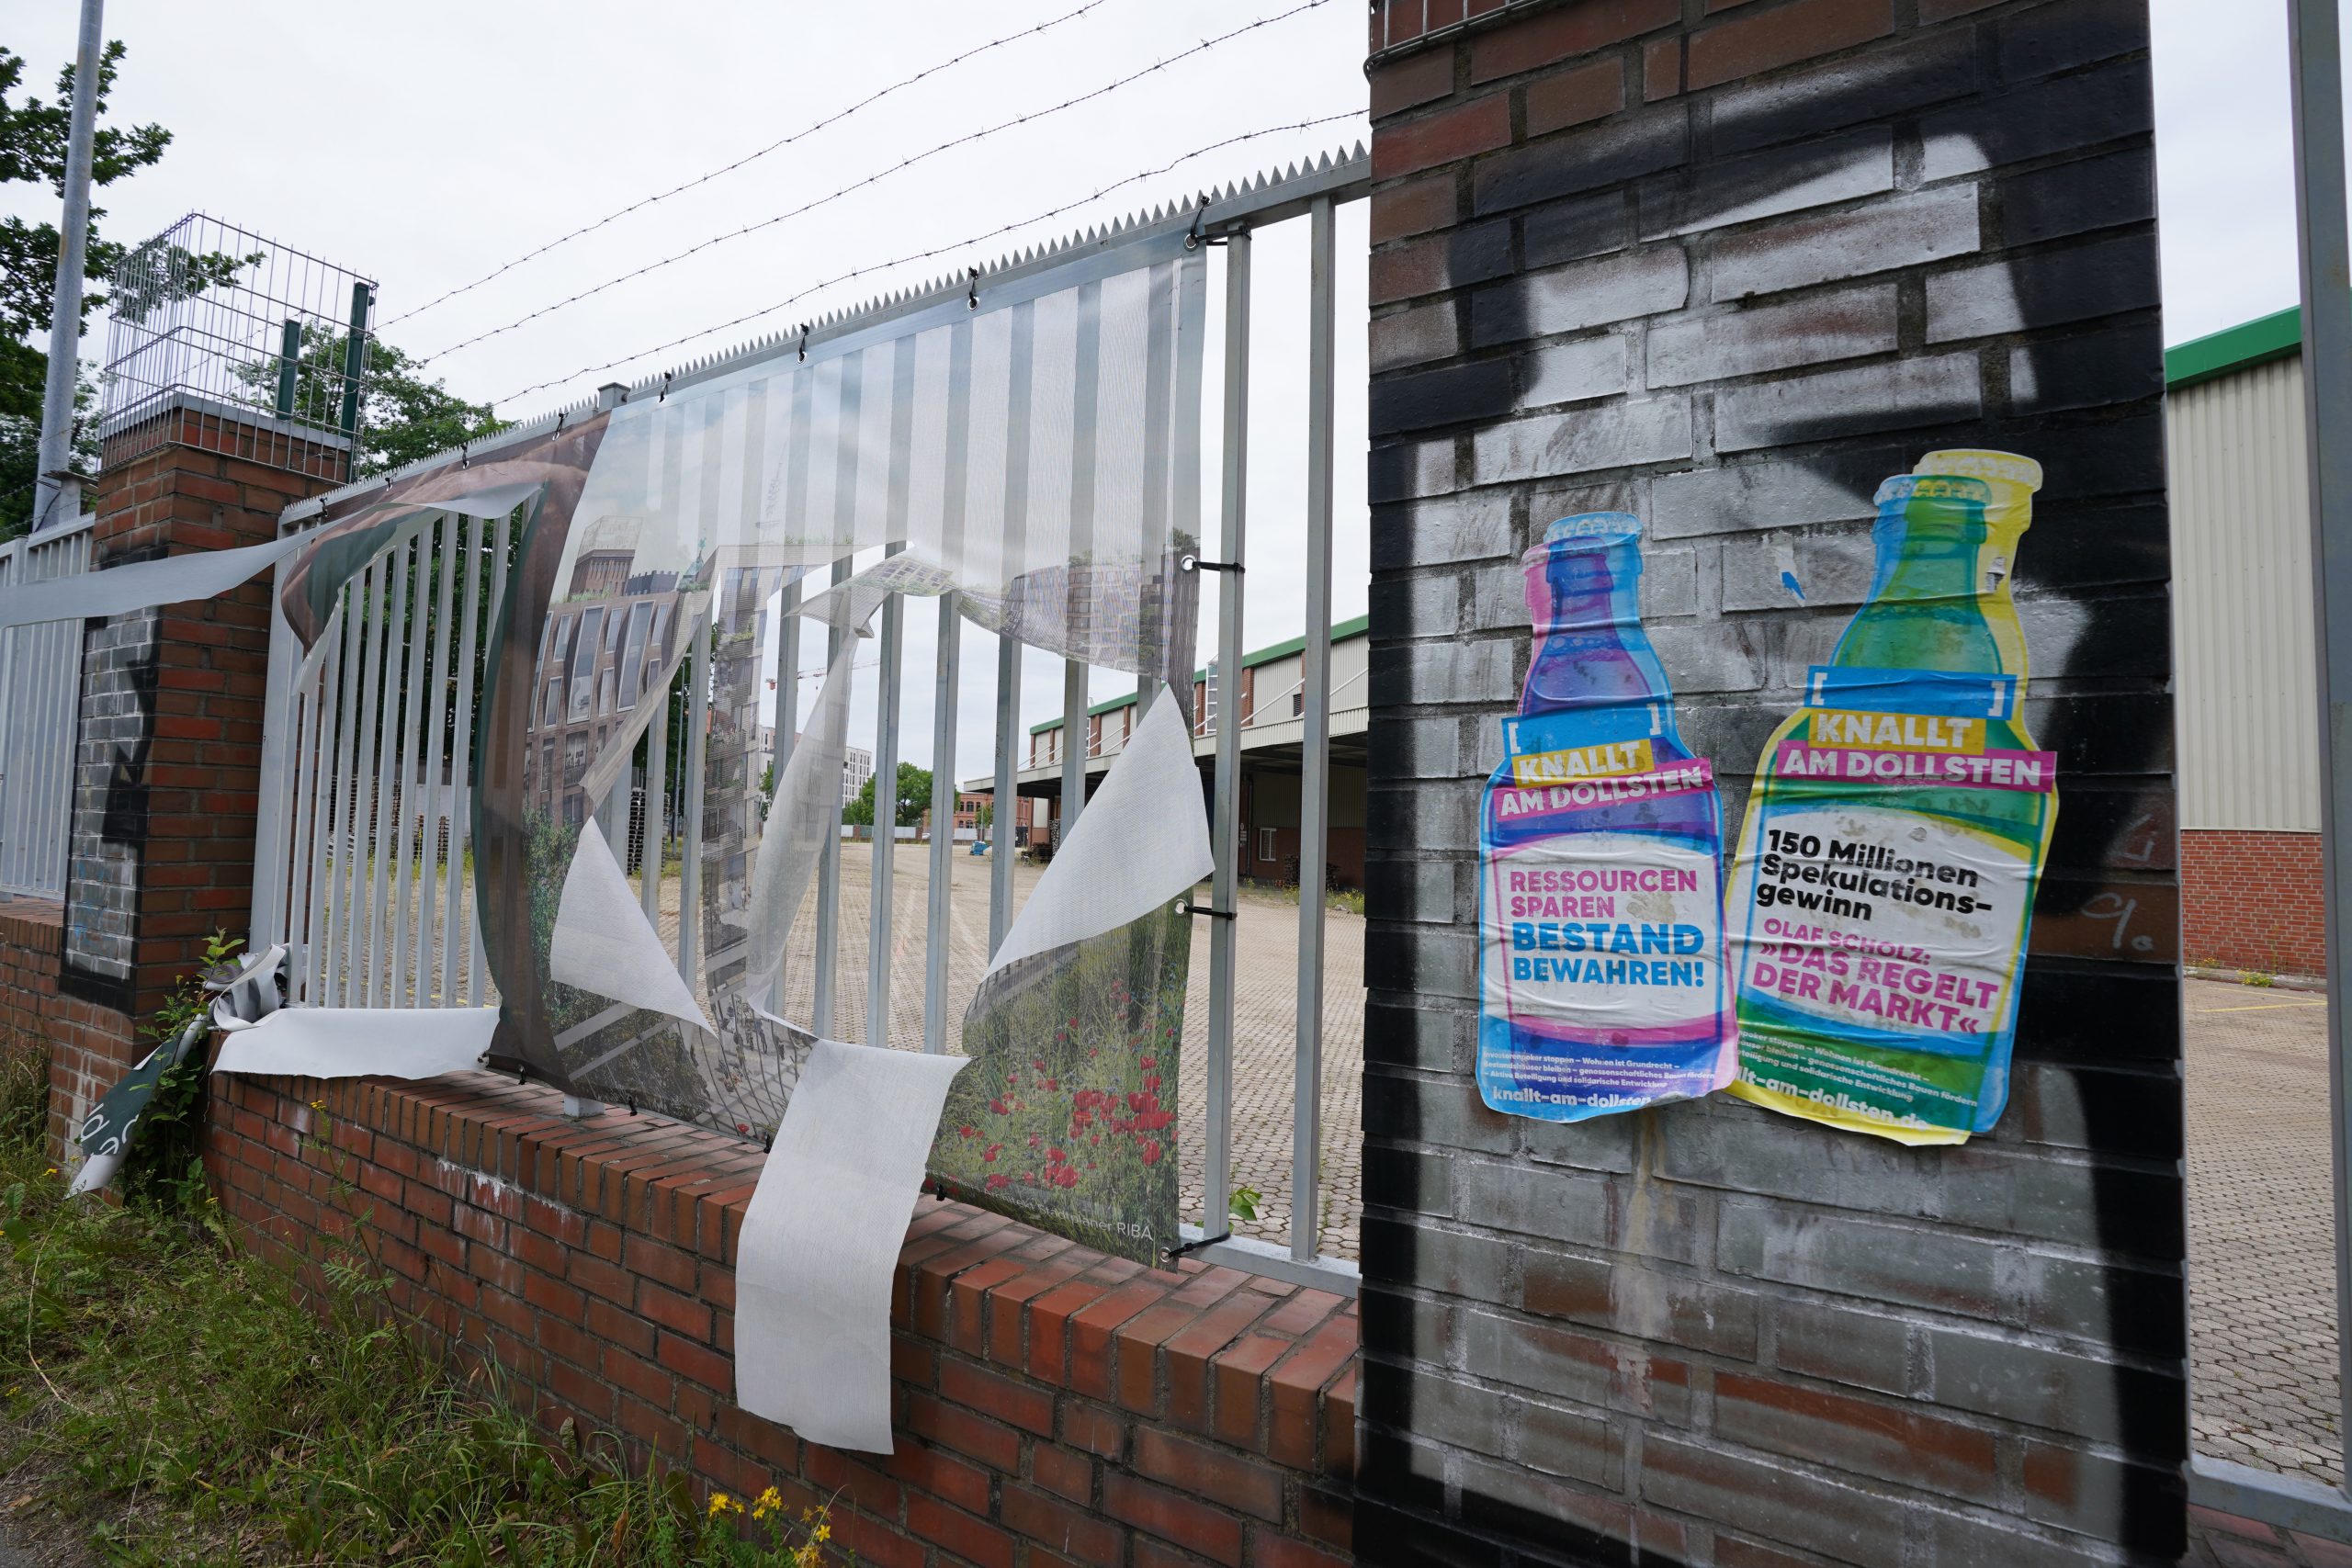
[0,541,22,891]
[763,576,800,1011]
[869,548,906,1050]
[284,675,318,989]
[469,510,513,1007]
[1291,196,1338,1263]
[1205,228,1250,1235]
[2286,0,2352,1497]
[331,562,374,1004]
[991,636,1018,953]
[416,514,458,998]
[367,543,410,1007]
[338,281,371,444]
[925,595,960,1054]
[1061,660,1087,840]
[446,513,488,1005]
[813,557,852,1038]
[639,650,670,932]
[390,532,432,1004]
[677,607,710,987]
[247,558,304,946]
[305,625,345,1003]
[275,318,301,418]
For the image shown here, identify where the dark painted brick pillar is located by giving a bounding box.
[1358,1,2179,1563]
[49,405,345,1149]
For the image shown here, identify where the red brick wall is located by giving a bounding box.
[17,415,341,1161]
[205,1070,1358,1568]
[0,898,135,1154]
[2181,828,2324,977]
[92,429,332,1022]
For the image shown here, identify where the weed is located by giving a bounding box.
[2242,969,2278,988]
[0,1031,842,1566]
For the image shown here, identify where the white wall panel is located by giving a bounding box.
[2168,355,2320,830]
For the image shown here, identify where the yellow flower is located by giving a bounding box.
[707,1492,731,1518]
[752,1486,782,1520]
[41,1168,55,1178]
[309,1099,325,1111]
[812,1523,831,1544]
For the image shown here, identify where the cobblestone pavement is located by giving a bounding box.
[2188,977,2342,1489]
[652,842,1365,1261]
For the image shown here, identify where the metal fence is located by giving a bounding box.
[252,148,1369,1293]
[98,212,375,479]
[250,508,512,1007]
[0,515,96,899]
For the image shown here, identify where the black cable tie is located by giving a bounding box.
[1167,1232,1229,1259]
[459,443,469,468]
[660,370,673,402]
[967,267,980,310]
[1180,554,1241,574]
[1184,192,1218,250]
[798,325,809,362]
[1177,899,1234,920]
[516,1063,527,1085]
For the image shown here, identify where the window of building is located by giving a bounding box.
[1258,826,1276,863]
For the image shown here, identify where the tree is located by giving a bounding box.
[0,39,176,537]
[235,324,508,479]
[842,761,933,829]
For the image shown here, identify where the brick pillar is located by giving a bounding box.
[1360,0,2179,1562]
[46,401,345,1154]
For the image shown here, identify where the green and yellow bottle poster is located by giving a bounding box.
[1724,457,2057,1145]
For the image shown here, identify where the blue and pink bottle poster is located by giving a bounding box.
[1476,514,1736,1121]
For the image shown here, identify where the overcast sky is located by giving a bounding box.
[0,1,2320,779]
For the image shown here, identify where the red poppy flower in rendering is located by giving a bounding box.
[987,1174,1009,1190]
[1138,1140,1162,1165]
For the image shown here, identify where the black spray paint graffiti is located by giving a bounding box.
[1365,36,2180,1562]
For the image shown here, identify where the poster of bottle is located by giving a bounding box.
[1476,513,1736,1121]
[1724,454,2058,1145]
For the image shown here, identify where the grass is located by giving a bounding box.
[0,1032,842,1568]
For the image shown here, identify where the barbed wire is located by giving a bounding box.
[492,107,1364,408]
[383,0,1117,329]
[417,0,1335,368]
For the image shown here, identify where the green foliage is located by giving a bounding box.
[1228,1184,1262,1224]
[841,761,933,829]
[0,39,184,537]
[0,1035,840,1566]
[232,324,511,479]
[122,929,243,1204]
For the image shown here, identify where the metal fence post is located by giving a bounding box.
[2288,0,2352,1506]
[1206,227,1252,1236]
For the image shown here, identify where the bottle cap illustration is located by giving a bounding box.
[1527,511,1643,562]
[1913,448,2043,491]
[1872,474,1992,507]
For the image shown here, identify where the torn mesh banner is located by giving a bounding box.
[266,233,1207,1171]
[928,694,1212,1264]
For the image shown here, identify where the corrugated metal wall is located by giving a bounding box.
[2168,354,2320,830]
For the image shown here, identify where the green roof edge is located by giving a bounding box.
[2166,305,2303,391]
[1029,614,1372,733]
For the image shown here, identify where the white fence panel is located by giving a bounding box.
[0,515,96,899]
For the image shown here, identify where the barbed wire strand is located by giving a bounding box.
[417,0,1334,368]
[494,107,1364,409]
[384,0,1117,329]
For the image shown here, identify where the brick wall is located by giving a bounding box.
[204,1069,1358,1568]
[2182,829,2324,978]
[1361,0,2179,1562]
[33,412,342,1160]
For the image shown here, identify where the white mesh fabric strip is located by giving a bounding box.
[549,819,713,1035]
[742,635,862,1001]
[209,1007,498,1078]
[735,1038,970,1452]
[0,532,306,631]
[983,689,1212,980]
